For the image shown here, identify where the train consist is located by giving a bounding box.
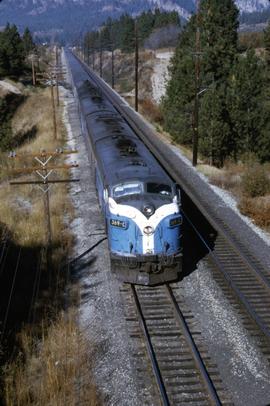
[67,51,183,285]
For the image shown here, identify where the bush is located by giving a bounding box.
[242,165,270,198]
[239,196,270,229]
[140,98,163,124]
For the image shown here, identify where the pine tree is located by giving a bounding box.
[227,50,267,159]
[200,0,239,83]
[0,23,25,77]
[118,14,135,53]
[163,0,241,166]
[263,20,270,65]
[162,16,197,145]
[22,27,36,55]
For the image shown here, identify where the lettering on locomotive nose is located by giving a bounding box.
[110,219,127,229]
[169,217,182,227]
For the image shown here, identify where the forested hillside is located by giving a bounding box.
[83,9,181,53]
[162,0,270,167]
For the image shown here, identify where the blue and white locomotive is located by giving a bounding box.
[67,51,183,285]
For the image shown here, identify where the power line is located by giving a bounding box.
[192,0,201,167]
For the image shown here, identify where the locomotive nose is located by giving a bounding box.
[142,204,155,217]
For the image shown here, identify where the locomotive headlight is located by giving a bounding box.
[143,226,154,235]
[142,204,155,217]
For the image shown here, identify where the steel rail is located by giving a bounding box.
[72,53,270,292]
[165,284,222,406]
[182,211,270,340]
[130,285,170,406]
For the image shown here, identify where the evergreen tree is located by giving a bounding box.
[83,9,181,54]
[22,27,36,55]
[118,14,135,53]
[163,0,242,166]
[264,21,270,63]
[199,83,232,166]
[0,23,25,77]
[227,51,267,158]
[200,0,239,83]
[162,16,197,145]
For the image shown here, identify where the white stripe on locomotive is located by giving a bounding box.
[108,197,179,254]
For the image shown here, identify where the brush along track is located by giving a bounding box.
[121,284,231,406]
[70,53,270,350]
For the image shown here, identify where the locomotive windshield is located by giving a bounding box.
[113,182,143,198]
[146,183,172,196]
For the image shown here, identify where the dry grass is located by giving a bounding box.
[11,86,63,153]
[201,161,244,196]
[239,196,270,230]
[205,161,270,231]
[4,310,100,406]
[140,98,163,124]
[0,85,72,248]
[1,62,99,405]
[0,182,73,248]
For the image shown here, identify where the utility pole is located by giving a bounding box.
[93,49,95,70]
[111,46,115,89]
[135,20,139,112]
[50,84,57,140]
[9,149,79,259]
[55,46,60,107]
[31,56,36,86]
[87,40,90,66]
[99,41,103,78]
[193,0,201,167]
[36,65,66,138]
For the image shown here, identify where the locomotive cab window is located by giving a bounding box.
[146,183,172,196]
[113,182,143,198]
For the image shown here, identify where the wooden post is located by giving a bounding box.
[192,0,200,167]
[111,47,115,89]
[43,169,52,247]
[9,150,80,268]
[50,84,57,140]
[87,41,90,66]
[99,44,103,78]
[55,73,60,107]
[135,20,139,112]
[32,58,36,86]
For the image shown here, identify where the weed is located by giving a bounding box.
[242,165,270,198]
[4,310,100,406]
[140,98,163,124]
[239,196,270,229]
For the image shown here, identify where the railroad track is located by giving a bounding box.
[122,283,231,406]
[70,52,270,349]
[184,210,270,358]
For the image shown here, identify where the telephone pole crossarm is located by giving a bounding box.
[9,163,79,174]
[8,149,78,159]
[10,179,80,186]
[8,149,80,254]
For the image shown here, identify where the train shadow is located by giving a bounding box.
[0,228,77,383]
[180,190,218,280]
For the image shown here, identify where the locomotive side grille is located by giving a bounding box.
[128,160,146,167]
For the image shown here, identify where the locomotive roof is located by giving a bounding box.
[66,51,173,188]
[86,112,173,187]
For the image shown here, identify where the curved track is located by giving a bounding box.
[183,209,270,357]
[70,52,270,348]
